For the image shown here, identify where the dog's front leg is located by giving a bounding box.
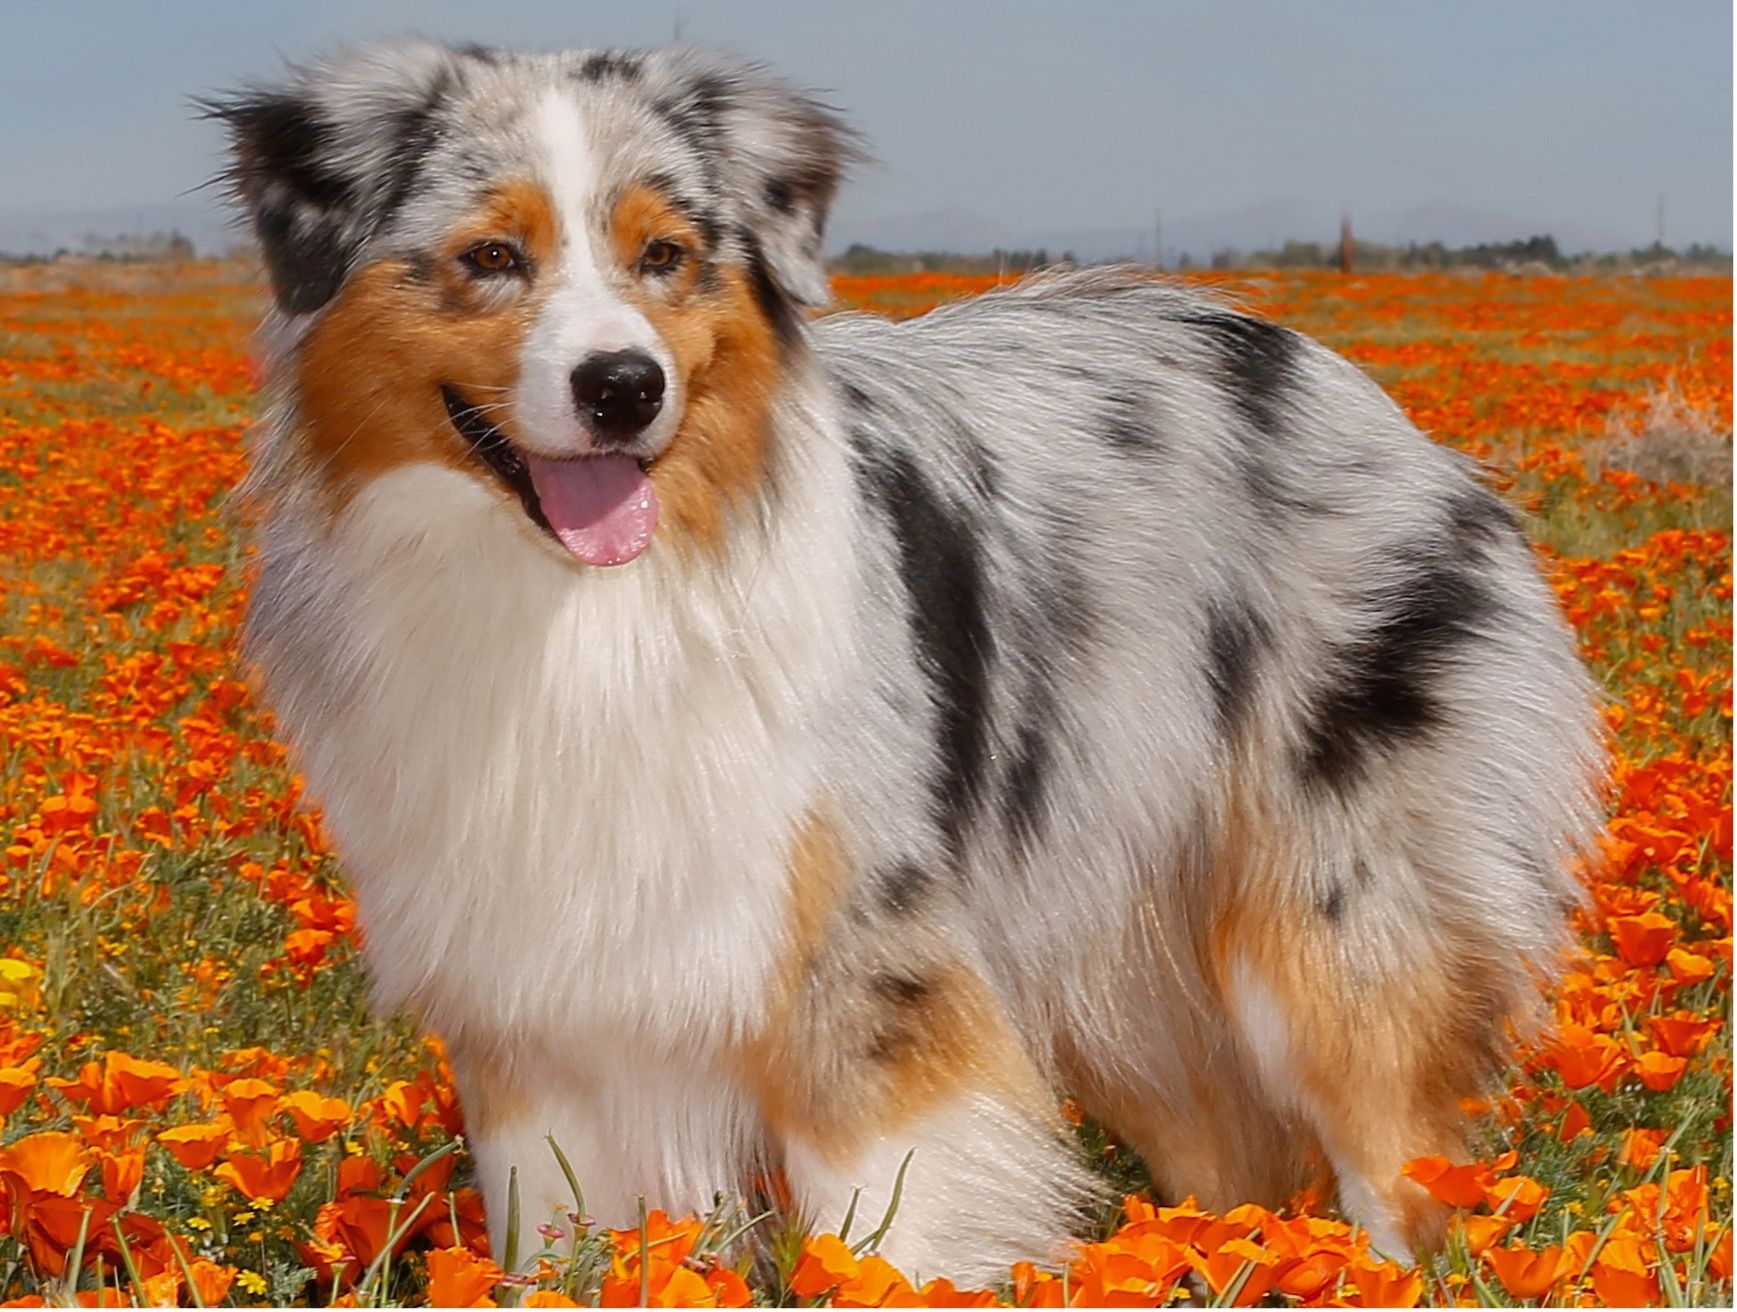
[752,952,1100,1287]
[449,1041,759,1271]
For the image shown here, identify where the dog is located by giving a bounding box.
[211,38,1602,1281]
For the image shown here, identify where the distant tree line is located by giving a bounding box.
[830,236,1731,276]
[831,243,1078,275]
[0,230,197,265]
[1210,234,1731,272]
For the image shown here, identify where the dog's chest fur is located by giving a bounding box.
[252,401,855,1058]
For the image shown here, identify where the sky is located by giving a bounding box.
[1,0,1731,256]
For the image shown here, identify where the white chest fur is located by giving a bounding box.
[252,437,855,1060]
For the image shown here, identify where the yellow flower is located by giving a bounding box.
[0,959,41,1010]
[236,1271,268,1296]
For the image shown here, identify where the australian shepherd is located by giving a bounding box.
[212,39,1601,1281]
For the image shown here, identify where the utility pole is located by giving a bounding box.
[1339,210,1354,274]
[1656,193,1666,250]
[1153,208,1163,270]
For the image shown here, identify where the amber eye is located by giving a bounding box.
[461,241,524,275]
[640,239,685,274]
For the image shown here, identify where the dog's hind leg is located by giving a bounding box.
[1213,848,1519,1262]
[1057,1026,1318,1215]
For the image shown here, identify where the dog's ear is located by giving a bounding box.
[203,41,457,315]
[658,52,863,309]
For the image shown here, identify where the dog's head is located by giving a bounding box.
[211,40,855,564]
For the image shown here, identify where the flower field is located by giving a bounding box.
[0,263,1729,1307]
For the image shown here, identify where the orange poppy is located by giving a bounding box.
[212,1138,303,1204]
[425,1246,503,1308]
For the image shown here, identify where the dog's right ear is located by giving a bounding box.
[202,41,459,315]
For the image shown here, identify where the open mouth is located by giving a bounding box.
[441,386,552,534]
[441,386,661,567]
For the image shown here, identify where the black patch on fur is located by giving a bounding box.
[654,74,733,160]
[1176,311,1325,511]
[638,173,722,253]
[1447,483,1523,548]
[640,170,681,199]
[1101,391,1160,455]
[1001,685,1055,852]
[692,209,723,251]
[377,77,450,221]
[996,556,1094,858]
[854,443,996,862]
[840,381,876,413]
[875,861,932,916]
[1296,551,1494,794]
[1043,558,1098,650]
[1234,449,1323,514]
[578,51,643,81]
[864,971,940,1065]
[1321,882,1347,922]
[1321,860,1372,922]
[1180,311,1299,436]
[1204,595,1269,737]
[1002,556,1097,857]
[254,207,348,315]
[764,177,796,214]
[224,93,353,210]
[739,230,802,347]
[957,421,1001,501]
[871,972,934,1006]
[865,1027,908,1066]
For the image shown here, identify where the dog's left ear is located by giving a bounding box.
[661,52,862,308]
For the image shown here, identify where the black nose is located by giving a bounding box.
[570,350,665,439]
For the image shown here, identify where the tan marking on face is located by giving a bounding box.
[294,180,559,514]
[609,184,782,557]
[746,811,1054,1167]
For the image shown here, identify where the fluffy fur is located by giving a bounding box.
[212,39,1603,1281]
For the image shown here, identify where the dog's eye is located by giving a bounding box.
[462,242,525,276]
[639,240,685,275]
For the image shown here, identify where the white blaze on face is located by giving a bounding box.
[514,87,672,567]
[514,88,679,458]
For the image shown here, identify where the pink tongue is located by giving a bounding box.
[524,454,659,566]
